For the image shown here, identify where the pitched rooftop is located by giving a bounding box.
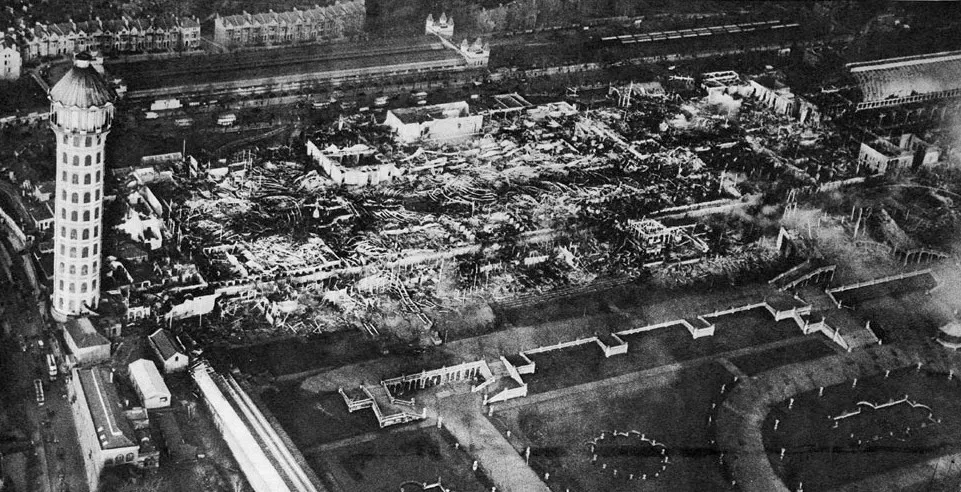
[148,328,185,361]
[63,317,109,348]
[78,367,136,450]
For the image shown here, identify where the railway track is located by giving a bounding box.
[109,41,447,83]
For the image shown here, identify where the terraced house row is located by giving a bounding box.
[18,15,201,61]
[212,0,366,49]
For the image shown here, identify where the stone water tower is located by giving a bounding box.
[48,52,115,320]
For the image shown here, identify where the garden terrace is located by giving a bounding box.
[764,368,961,491]
[489,363,737,492]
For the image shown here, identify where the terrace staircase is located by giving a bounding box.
[339,385,425,428]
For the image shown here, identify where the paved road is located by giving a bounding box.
[0,236,88,492]
[431,393,551,492]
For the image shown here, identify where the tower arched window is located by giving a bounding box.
[61,190,66,201]
[59,280,63,290]
[93,260,98,271]
[69,265,75,275]
[83,193,90,203]
[96,171,101,181]
[69,247,76,258]
[83,211,90,221]
[80,283,87,293]
[81,265,88,275]
[81,247,89,258]
[59,262,64,273]
[60,245,65,255]
[68,283,75,293]
[93,226,98,237]
[71,193,78,203]
[60,227,66,238]
[73,137,80,147]
[96,152,101,164]
[95,190,100,200]
[69,229,76,240]
[62,153,67,164]
[85,137,92,147]
[93,244,98,255]
[72,156,79,166]
[94,208,99,219]
[71,174,78,184]
[84,174,91,185]
[92,279,97,289]
[61,209,66,219]
[82,229,89,240]
[84,155,91,167]
[62,171,67,181]
[71,211,78,221]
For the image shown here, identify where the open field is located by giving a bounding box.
[763,368,961,491]
[314,427,491,492]
[491,363,735,492]
[524,307,805,394]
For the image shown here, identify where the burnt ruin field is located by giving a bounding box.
[489,363,736,492]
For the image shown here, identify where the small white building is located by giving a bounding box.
[62,317,110,365]
[384,101,483,144]
[148,328,188,373]
[457,37,489,68]
[128,359,171,409]
[1,35,21,80]
[425,13,454,38]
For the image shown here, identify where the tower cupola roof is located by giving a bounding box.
[49,52,115,109]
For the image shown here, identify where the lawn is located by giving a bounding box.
[763,368,961,491]
[316,427,491,492]
[490,363,736,492]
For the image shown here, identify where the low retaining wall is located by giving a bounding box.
[827,268,933,296]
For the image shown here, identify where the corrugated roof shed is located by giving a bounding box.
[128,359,170,402]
